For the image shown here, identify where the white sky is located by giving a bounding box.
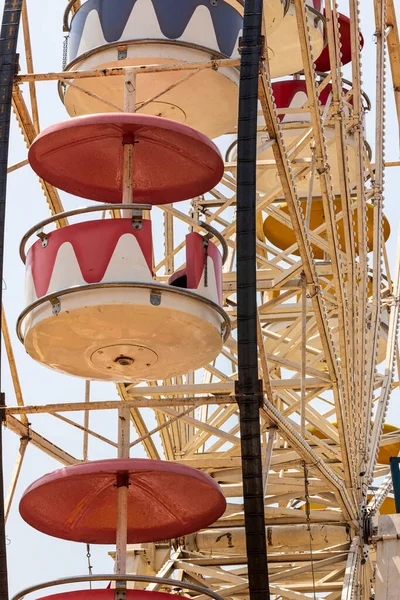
[0,1,399,598]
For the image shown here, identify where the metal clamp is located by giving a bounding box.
[115,589,126,600]
[118,45,128,60]
[36,229,48,248]
[131,207,143,230]
[150,289,162,306]
[238,35,265,54]
[50,297,61,316]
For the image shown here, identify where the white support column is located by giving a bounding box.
[115,405,131,598]
[83,380,90,461]
[124,69,137,113]
[300,284,307,437]
[122,69,137,217]
[122,142,135,219]
[375,515,400,599]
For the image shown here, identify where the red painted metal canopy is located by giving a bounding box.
[40,591,179,600]
[272,80,350,117]
[19,459,226,544]
[314,12,364,72]
[28,114,223,205]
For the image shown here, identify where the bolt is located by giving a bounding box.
[115,356,134,367]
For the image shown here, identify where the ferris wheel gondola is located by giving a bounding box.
[17,113,230,381]
[60,0,325,138]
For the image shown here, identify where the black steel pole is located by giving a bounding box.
[235,0,270,599]
[0,1,23,598]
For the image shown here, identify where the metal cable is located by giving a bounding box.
[86,544,93,589]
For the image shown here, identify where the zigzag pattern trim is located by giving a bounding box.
[25,236,220,307]
[69,0,243,60]
[26,234,153,302]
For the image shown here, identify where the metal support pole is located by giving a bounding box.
[262,427,276,495]
[122,143,134,208]
[235,0,270,595]
[122,69,136,217]
[4,437,28,523]
[124,69,137,113]
[115,405,130,599]
[83,381,90,461]
[301,285,307,437]
[0,3,24,598]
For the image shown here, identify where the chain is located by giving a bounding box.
[203,238,209,287]
[86,543,93,589]
[62,35,69,71]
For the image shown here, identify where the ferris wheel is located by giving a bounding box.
[0,0,400,599]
